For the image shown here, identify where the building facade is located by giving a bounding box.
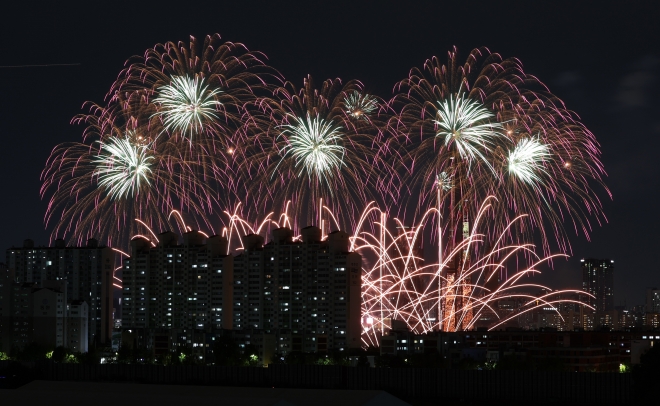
[31,282,67,349]
[0,264,11,352]
[121,231,233,353]
[0,279,87,351]
[121,226,362,358]
[66,300,89,353]
[378,329,656,371]
[233,227,362,353]
[646,288,660,313]
[6,239,114,345]
[581,258,614,313]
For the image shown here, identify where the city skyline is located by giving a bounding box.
[1,1,659,309]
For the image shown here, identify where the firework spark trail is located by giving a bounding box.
[127,197,593,348]
[390,46,610,256]
[355,196,594,346]
[41,34,281,247]
[245,76,395,230]
[106,33,282,211]
[40,101,220,247]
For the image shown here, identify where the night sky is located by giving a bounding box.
[1,1,658,306]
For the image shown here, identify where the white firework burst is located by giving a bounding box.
[93,134,153,200]
[435,93,504,171]
[344,90,379,120]
[152,75,222,138]
[436,171,453,191]
[508,137,551,186]
[277,113,345,187]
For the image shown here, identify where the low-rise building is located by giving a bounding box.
[0,278,90,352]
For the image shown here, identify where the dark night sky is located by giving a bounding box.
[1,1,658,306]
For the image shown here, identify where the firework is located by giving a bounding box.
[390,46,609,254]
[246,76,392,229]
[108,33,278,148]
[152,75,223,140]
[436,172,453,191]
[40,37,609,342]
[93,134,154,200]
[507,137,550,188]
[43,33,281,246]
[344,90,379,120]
[435,92,505,172]
[41,102,219,247]
[277,113,345,187]
[106,34,281,209]
[356,197,594,344]
[127,198,593,344]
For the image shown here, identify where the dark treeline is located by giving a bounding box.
[0,337,637,373]
[4,344,660,402]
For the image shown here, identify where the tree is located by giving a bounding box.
[270,351,286,365]
[242,344,260,366]
[494,354,534,371]
[50,346,68,363]
[212,334,241,366]
[78,347,100,365]
[356,354,370,368]
[633,344,660,401]
[16,342,48,362]
[116,341,134,364]
[375,354,405,368]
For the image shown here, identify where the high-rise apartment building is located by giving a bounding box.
[581,258,614,313]
[646,288,660,313]
[233,226,362,352]
[121,231,233,351]
[6,238,114,345]
[121,226,362,356]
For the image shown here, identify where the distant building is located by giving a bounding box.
[6,282,39,349]
[0,264,11,352]
[66,300,88,353]
[644,313,660,329]
[581,258,614,313]
[6,238,114,345]
[31,281,67,349]
[379,329,648,371]
[475,290,593,332]
[0,279,87,351]
[646,288,660,313]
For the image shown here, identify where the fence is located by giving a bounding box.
[2,361,633,404]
